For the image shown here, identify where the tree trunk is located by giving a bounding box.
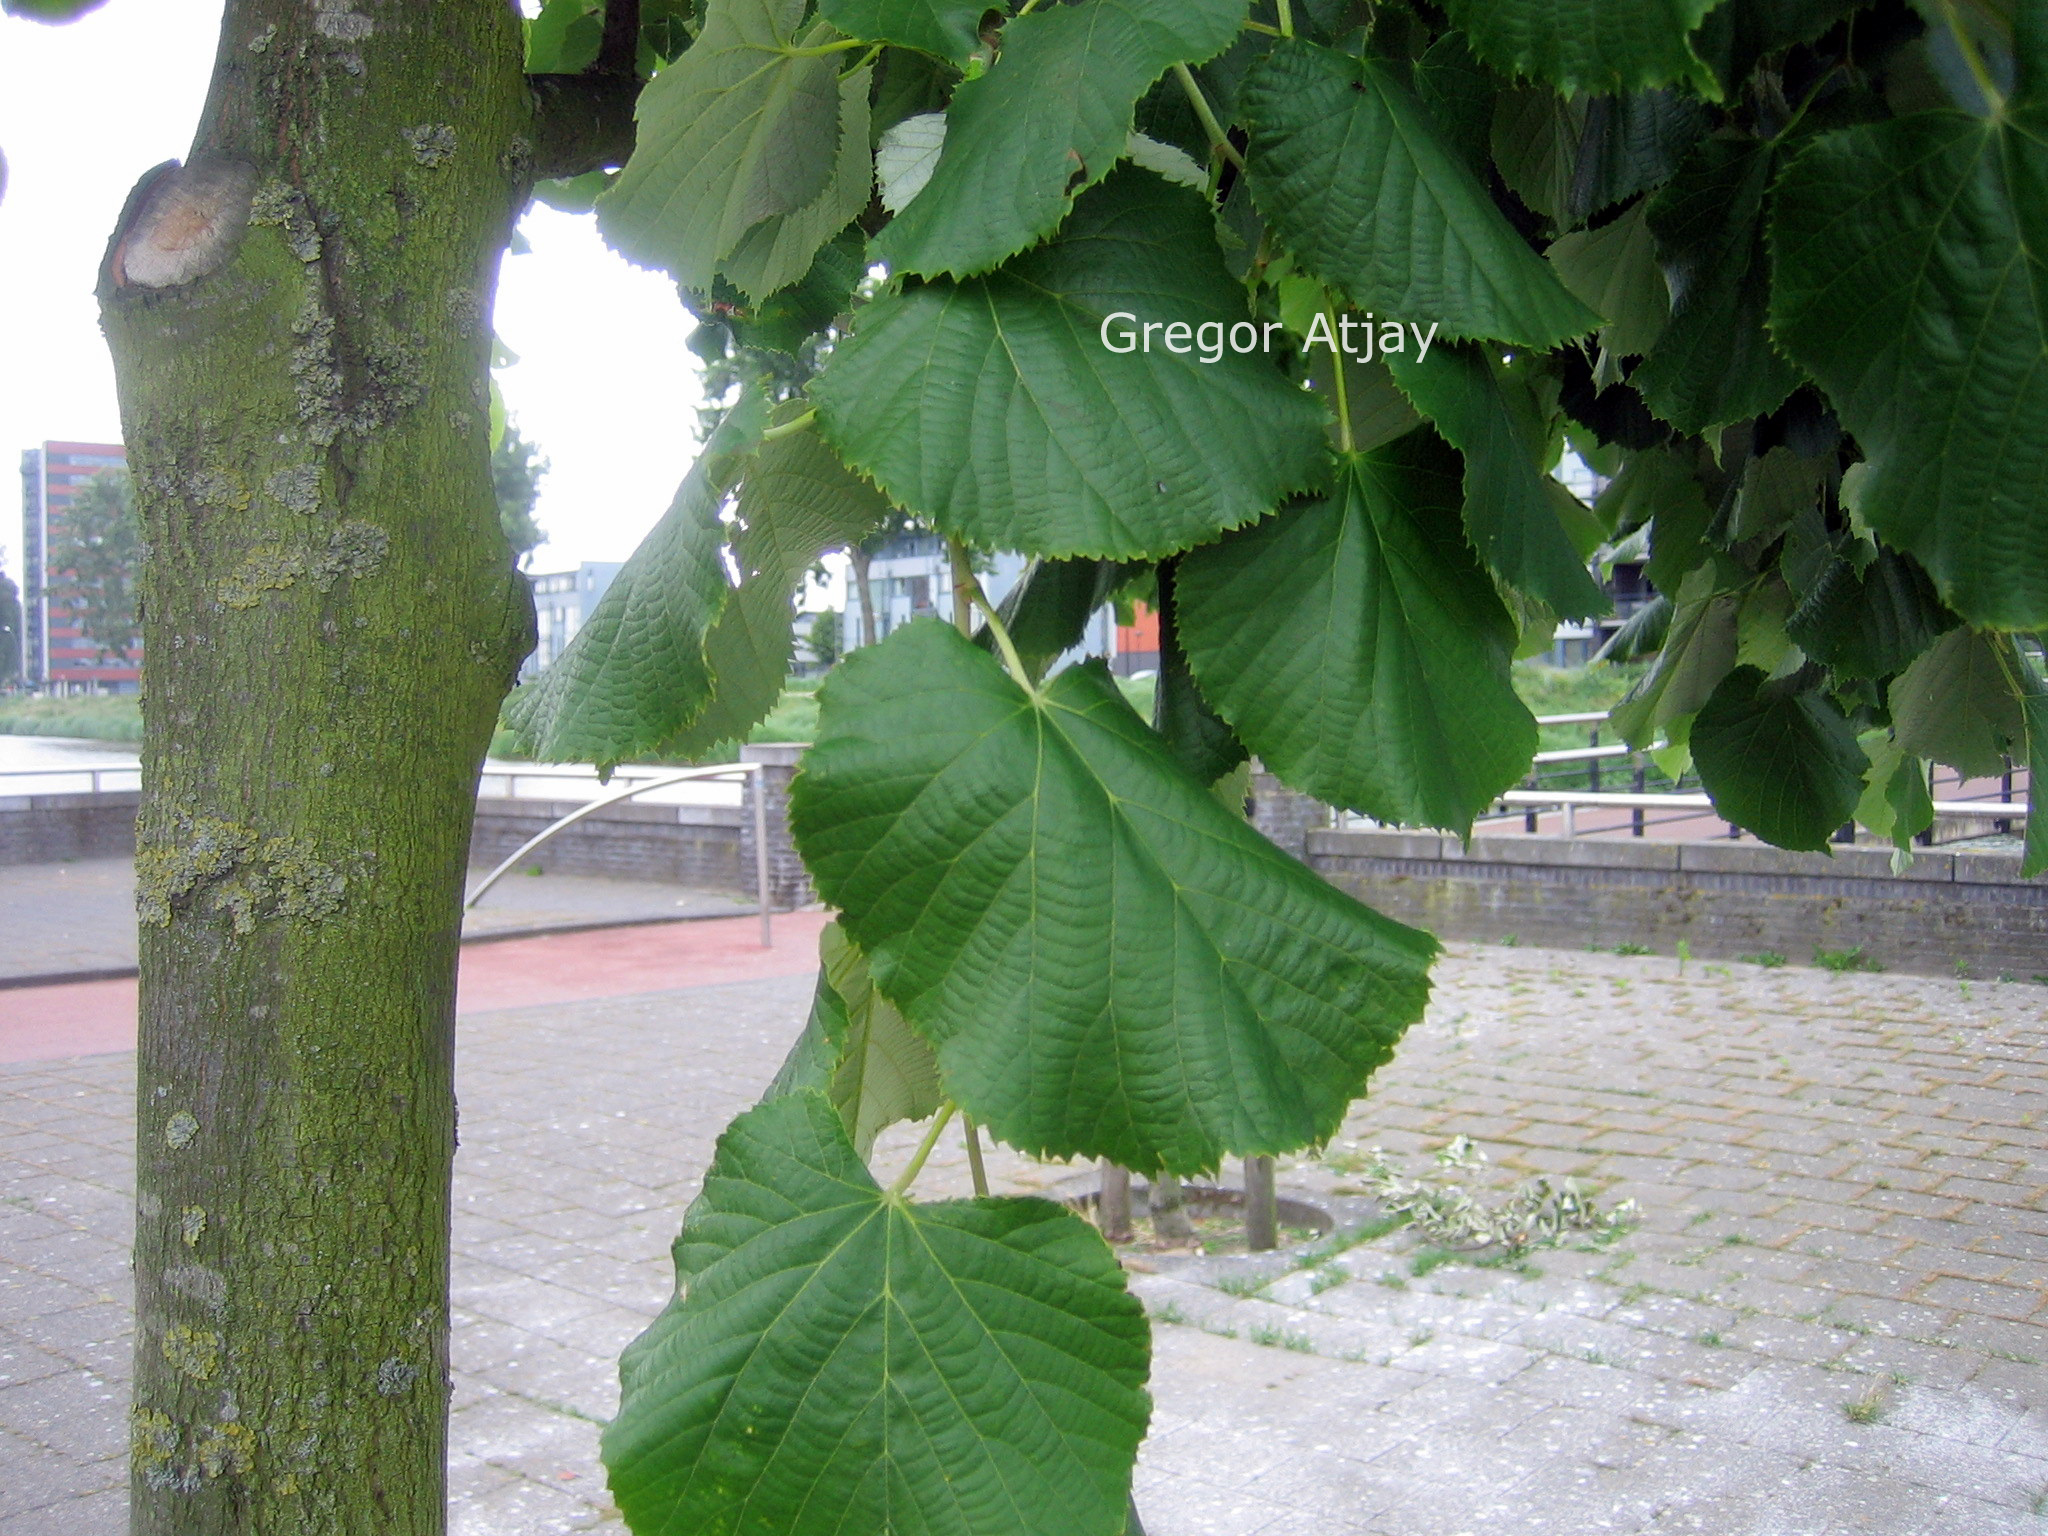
[850,544,877,648]
[1244,1155,1277,1251]
[100,5,531,1531]
[1097,1161,1132,1243]
[1147,1172,1195,1245]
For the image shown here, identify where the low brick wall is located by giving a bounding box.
[1311,828,2048,979]
[0,791,140,865]
[469,797,746,893]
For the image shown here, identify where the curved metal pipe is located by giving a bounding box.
[465,762,773,947]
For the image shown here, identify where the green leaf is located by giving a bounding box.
[1567,91,1713,223]
[789,621,1437,1175]
[504,393,768,767]
[662,423,892,756]
[1769,100,2048,629]
[1692,0,1864,96]
[735,423,895,586]
[983,558,1131,681]
[1853,733,1935,852]
[1547,199,1670,361]
[1413,30,1500,179]
[1242,39,1599,349]
[815,168,1328,560]
[1491,86,1585,223]
[1387,344,1609,618]
[526,0,602,72]
[1693,667,1869,852]
[1889,628,2028,778]
[1785,547,1958,681]
[1609,567,1740,748]
[715,230,869,356]
[770,924,943,1157]
[818,0,1001,63]
[1635,137,1802,435]
[876,111,948,213]
[1718,446,1822,546]
[875,0,1247,277]
[1178,436,1539,834]
[719,66,874,302]
[1154,562,1246,786]
[1441,0,1724,97]
[597,0,844,293]
[604,1092,1151,1536]
[1309,346,1424,456]
[2024,695,2048,878]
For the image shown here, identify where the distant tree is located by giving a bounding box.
[492,417,548,566]
[50,468,140,662]
[806,607,841,669]
[0,565,20,687]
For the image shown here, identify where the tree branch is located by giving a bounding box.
[527,1,644,182]
[526,72,638,181]
[596,0,640,77]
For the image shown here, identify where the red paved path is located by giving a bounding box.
[0,910,830,1067]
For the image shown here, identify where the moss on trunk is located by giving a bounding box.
[100,3,532,1530]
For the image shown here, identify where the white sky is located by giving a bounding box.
[0,1,832,601]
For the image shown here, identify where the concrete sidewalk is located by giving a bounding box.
[2,941,2044,1534]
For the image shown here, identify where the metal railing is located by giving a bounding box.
[1480,712,2032,843]
[0,763,142,796]
[463,763,774,947]
[476,762,744,804]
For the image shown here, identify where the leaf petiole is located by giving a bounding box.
[1172,64,1247,172]
[1275,0,1294,39]
[768,37,871,59]
[963,1116,991,1197]
[758,407,818,443]
[950,542,1035,689]
[889,1103,958,1195]
[1325,304,1354,453]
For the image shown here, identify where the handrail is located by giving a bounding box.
[1533,710,1612,726]
[464,763,774,948]
[0,763,142,794]
[1487,788,2030,840]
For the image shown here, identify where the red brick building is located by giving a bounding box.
[18,442,138,694]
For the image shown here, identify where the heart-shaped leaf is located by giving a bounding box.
[1441,0,1724,97]
[1692,666,1868,852]
[815,168,1328,560]
[789,621,1436,1175]
[1770,73,2048,628]
[874,0,1246,277]
[597,0,844,293]
[1177,434,1539,834]
[1240,39,1600,350]
[604,1091,1151,1536]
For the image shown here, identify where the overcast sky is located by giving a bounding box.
[0,2,800,597]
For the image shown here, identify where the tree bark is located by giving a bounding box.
[100,4,531,1531]
[1244,1155,1277,1251]
[1097,1161,1132,1243]
[850,544,877,648]
[1146,1173,1195,1245]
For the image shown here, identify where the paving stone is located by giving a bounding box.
[7,942,2048,1535]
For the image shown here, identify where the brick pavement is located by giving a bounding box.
[2,943,2044,1534]
[0,857,757,984]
